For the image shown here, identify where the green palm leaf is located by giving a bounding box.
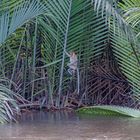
[0,82,20,123]
[93,0,138,43]
[77,105,140,117]
[0,0,47,45]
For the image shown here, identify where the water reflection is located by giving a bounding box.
[0,111,140,140]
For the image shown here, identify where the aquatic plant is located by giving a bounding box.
[77,105,140,118]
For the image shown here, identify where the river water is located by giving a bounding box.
[0,111,140,140]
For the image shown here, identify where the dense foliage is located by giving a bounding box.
[0,0,140,122]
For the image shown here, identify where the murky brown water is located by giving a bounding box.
[0,111,140,140]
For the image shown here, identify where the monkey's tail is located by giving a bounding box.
[77,68,80,94]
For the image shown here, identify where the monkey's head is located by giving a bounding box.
[69,52,76,56]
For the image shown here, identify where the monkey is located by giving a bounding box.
[64,49,80,94]
[65,51,78,75]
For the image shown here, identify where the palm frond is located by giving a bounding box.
[0,0,47,45]
[77,105,140,117]
[93,0,135,42]
[110,21,140,99]
[40,0,110,99]
[0,82,20,123]
[120,0,140,39]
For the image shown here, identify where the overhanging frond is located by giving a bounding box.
[92,0,136,42]
[0,0,48,45]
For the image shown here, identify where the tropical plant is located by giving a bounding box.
[77,105,140,117]
[0,0,140,118]
[0,80,20,123]
[0,0,57,122]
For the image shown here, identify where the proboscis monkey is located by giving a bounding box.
[65,50,79,94]
[64,50,77,75]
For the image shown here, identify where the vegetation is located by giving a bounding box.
[0,80,20,123]
[77,105,140,117]
[0,0,140,123]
